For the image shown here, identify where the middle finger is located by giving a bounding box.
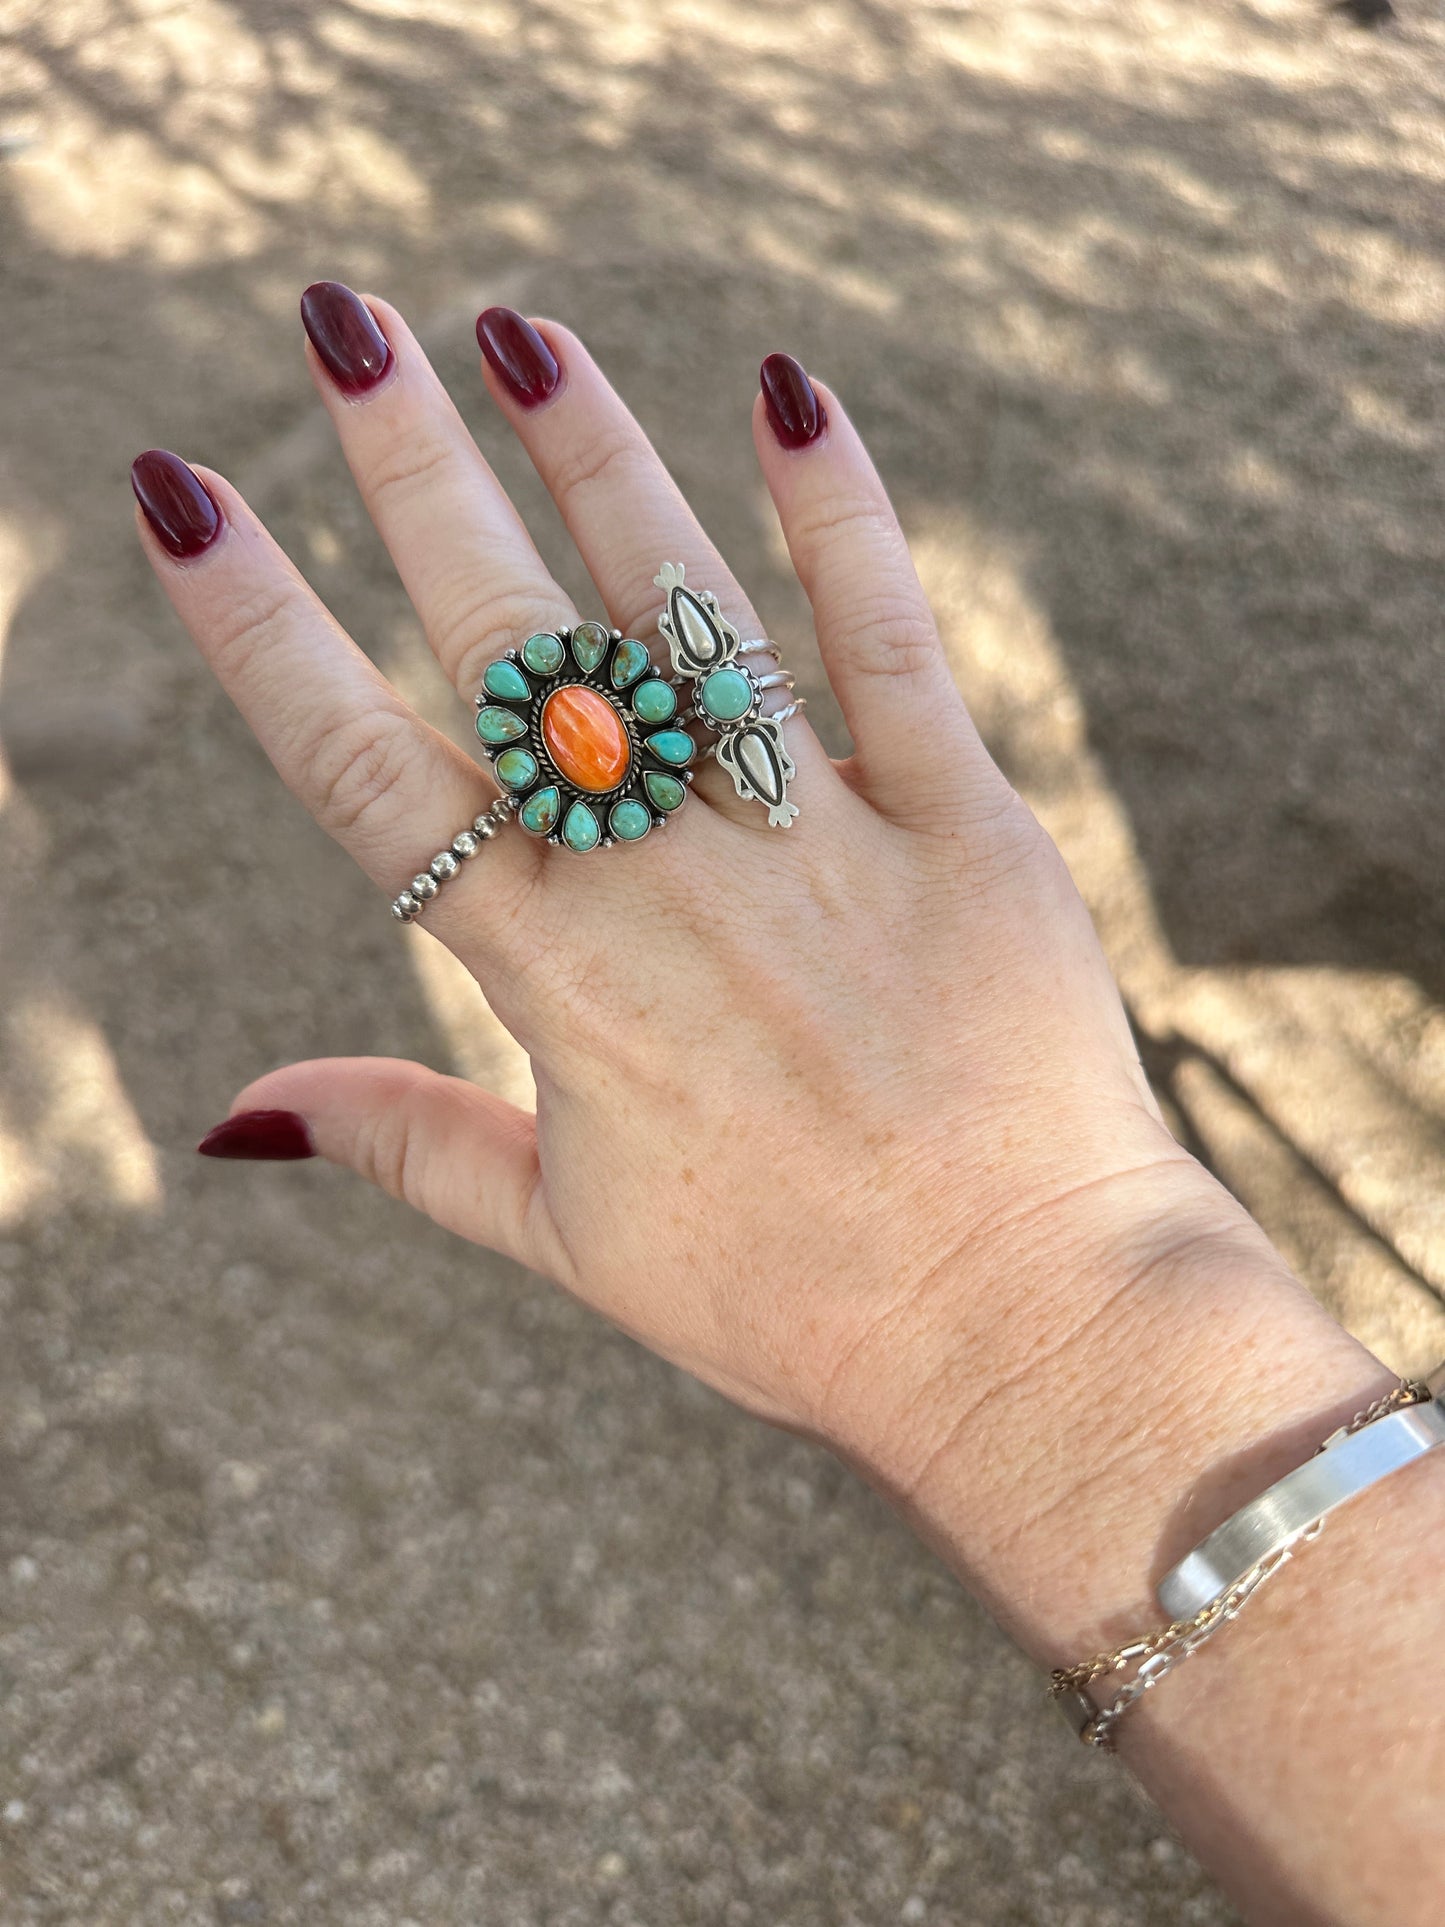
[299,283,578,699]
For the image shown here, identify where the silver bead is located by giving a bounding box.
[394,891,420,919]
[430,851,460,882]
[411,873,439,900]
[473,813,500,839]
[452,830,481,860]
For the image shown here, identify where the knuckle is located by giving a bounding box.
[436,581,568,694]
[208,579,307,672]
[360,429,455,508]
[306,706,417,839]
[793,492,897,559]
[547,430,647,509]
[834,589,941,681]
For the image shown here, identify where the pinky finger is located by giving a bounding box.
[753,357,1008,825]
[208,1057,569,1283]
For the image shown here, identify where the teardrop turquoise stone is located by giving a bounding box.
[570,621,609,673]
[631,678,677,724]
[494,748,538,790]
[610,639,650,688]
[522,632,565,676]
[700,665,754,722]
[643,771,686,812]
[562,800,600,852]
[477,705,528,744]
[609,799,652,842]
[519,786,560,835]
[483,659,531,703]
[645,728,695,767]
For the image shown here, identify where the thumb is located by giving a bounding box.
[200,1056,565,1279]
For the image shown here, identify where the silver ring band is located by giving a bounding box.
[391,795,516,922]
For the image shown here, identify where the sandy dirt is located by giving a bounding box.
[2,1,1443,1920]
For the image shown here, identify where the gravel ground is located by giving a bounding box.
[2,2,1444,1921]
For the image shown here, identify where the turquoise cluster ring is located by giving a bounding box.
[390,565,799,922]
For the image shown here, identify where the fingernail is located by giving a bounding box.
[760,352,827,450]
[300,280,394,396]
[197,1110,316,1161]
[130,450,223,559]
[476,307,561,408]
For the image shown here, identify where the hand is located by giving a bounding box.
[134,286,1438,1927]
[136,285,1271,1524]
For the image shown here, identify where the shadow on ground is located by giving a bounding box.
[1,2,1442,1921]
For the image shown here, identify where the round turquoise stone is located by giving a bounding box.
[519,786,560,835]
[562,801,600,852]
[570,621,609,673]
[610,639,651,688]
[522,632,565,676]
[609,798,652,842]
[477,705,528,745]
[483,659,531,703]
[645,728,695,768]
[643,771,686,813]
[700,665,754,722]
[494,748,538,791]
[631,678,677,724]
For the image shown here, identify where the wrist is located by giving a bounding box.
[821,1152,1387,1663]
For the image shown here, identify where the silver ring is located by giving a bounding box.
[653,562,799,828]
[391,795,517,921]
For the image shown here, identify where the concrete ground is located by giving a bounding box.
[3,1,1444,1920]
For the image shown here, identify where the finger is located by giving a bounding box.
[298,283,576,699]
[752,355,1009,825]
[474,309,835,823]
[226,1057,568,1280]
[130,450,539,922]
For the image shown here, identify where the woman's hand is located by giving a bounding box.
[135,285,1443,1924]
[135,284,1236,1487]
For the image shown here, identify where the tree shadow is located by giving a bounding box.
[2,0,1443,1916]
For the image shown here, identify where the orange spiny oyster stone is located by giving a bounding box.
[541,686,631,792]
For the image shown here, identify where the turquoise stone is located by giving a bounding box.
[609,638,650,688]
[476,705,528,744]
[519,786,561,835]
[643,771,686,812]
[645,728,695,767]
[483,659,531,703]
[570,621,609,674]
[494,748,539,791]
[609,798,652,842]
[700,665,754,722]
[562,800,600,852]
[631,678,677,724]
[522,632,565,676]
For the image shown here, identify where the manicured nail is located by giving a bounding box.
[300,280,394,396]
[197,1110,315,1161]
[760,353,827,450]
[130,450,223,559]
[476,307,561,408]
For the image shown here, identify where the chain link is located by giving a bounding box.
[1050,1378,1431,1747]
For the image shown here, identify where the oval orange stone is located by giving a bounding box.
[541,686,631,793]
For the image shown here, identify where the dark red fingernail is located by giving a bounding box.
[130,450,223,559]
[197,1110,315,1161]
[760,353,827,450]
[300,281,394,396]
[476,307,561,408]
